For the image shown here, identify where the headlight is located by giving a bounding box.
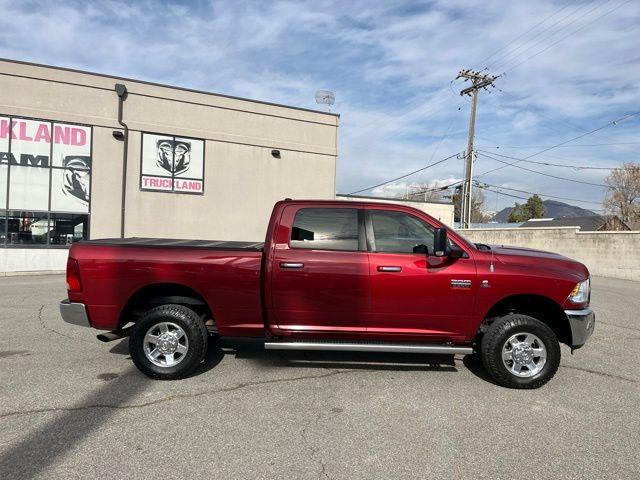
[569,278,590,304]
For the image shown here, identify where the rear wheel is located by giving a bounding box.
[480,314,560,389]
[130,304,208,380]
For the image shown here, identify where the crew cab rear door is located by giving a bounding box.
[268,205,370,335]
[365,207,476,342]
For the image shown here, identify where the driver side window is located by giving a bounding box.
[370,210,434,254]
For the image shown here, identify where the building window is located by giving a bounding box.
[0,115,92,247]
[3,211,89,246]
[49,213,89,245]
[7,211,49,245]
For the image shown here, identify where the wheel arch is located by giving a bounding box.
[480,294,571,346]
[119,283,214,330]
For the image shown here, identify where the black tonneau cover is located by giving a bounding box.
[79,237,264,251]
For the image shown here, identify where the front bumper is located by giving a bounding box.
[60,299,90,327]
[564,308,595,349]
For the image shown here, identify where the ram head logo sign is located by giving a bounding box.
[141,133,203,194]
[156,139,191,176]
[62,155,91,205]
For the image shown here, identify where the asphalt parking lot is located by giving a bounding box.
[0,274,638,479]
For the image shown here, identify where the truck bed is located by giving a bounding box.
[68,238,265,334]
[79,237,265,251]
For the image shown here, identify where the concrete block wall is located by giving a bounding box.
[458,227,640,281]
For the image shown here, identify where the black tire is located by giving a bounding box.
[130,304,208,380]
[480,314,560,389]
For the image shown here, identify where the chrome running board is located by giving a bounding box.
[264,341,473,355]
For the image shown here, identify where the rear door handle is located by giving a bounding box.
[280,262,304,269]
[377,265,402,272]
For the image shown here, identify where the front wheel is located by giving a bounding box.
[480,314,560,389]
[130,304,208,380]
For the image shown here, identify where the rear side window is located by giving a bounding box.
[370,210,434,253]
[291,208,359,251]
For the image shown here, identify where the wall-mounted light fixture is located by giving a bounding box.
[112,130,125,141]
[271,149,281,159]
[115,83,128,101]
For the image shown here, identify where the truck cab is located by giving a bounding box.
[265,201,477,343]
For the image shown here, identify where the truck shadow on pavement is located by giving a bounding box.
[0,342,482,477]
[216,338,459,372]
[461,354,500,386]
[108,337,505,385]
[108,337,227,377]
[0,367,152,480]
[108,337,460,374]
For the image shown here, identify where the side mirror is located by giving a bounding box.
[433,228,448,257]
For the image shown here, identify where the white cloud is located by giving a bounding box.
[0,0,637,212]
[371,176,462,197]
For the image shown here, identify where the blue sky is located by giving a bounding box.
[1,0,638,213]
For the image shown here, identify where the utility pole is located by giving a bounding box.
[456,69,498,228]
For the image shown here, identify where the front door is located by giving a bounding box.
[270,206,370,336]
[365,208,476,342]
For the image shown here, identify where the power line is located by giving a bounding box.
[476,2,632,146]
[417,106,462,185]
[500,0,632,73]
[347,1,632,202]
[477,184,605,212]
[474,3,571,69]
[342,85,459,140]
[347,152,462,195]
[489,87,638,154]
[491,0,612,71]
[492,148,628,168]
[474,180,603,205]
[477,142,640,149]
[487,2,594,71]
[478,151,607,187]
[344,3,606,198]
[477,110,640,177]
[475,184,529,201]
[406,180,463,198]
[476,149,615,171]
[496,88,630,136]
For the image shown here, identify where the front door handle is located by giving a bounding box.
[377,265,402,272]
[280,262,304,269]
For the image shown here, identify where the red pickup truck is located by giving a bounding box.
[60,199,594,388]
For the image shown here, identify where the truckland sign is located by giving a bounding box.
[0,116,91,213]
[140,133,204,194]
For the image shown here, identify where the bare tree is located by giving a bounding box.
[451,186,490,224]
[603,162,640,224]
[402,182,446,202]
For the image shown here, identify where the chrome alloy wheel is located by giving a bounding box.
[143,322,189,367]
[501,332,547,378]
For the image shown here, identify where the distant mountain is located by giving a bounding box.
[492,200,597,223]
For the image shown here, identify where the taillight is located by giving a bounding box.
[66,258,82,292]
